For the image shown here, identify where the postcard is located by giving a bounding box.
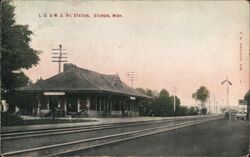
[1,0,249,156]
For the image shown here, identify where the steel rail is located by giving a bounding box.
[52,116,222,157]
[2,115,215,135]
[2,119,169,135]
[2,116,208,140]
[52,118,219,157]
[2,116,222,157]
[2,119,176,140]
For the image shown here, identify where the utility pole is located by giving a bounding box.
[127,72,136,88]
[221,77,232,110]
[216,100,218,114]
[208,97,211,114]
[173,87,177,112]
[174,94,176,112]
[52,44,67,74]
[213,94,216,114]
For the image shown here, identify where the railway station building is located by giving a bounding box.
[19,64,150,117]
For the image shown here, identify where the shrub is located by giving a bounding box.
[188,106,199,115]
[200,108,207,115]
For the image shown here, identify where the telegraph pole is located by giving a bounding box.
[52,44,67,74]
[127,72,136,88]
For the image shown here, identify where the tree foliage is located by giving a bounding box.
[159,89,170,98]
[137,88,198,117]
[136,88,158,98]
[188,106,199,115]
[244,90,250,104]
[200,108,207,115]
[152,89,173,116]
[1,1,40,103]
[192,86,210,110]
[244,90,250,121]
[136,88,158,116]
[36,77,43,84]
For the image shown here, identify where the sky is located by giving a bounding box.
[13,0,249,111]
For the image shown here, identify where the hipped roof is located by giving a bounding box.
[19,64,150,99]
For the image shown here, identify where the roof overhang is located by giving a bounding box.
[17,89,152,100]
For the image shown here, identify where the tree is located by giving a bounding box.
[159,89,170,97]
[192,86,210,114]
[152,89,174,116]
[136,88,158,98]
[188,106,199,115]
[200,108,207,115]
[137,88,194,117]
[1,1,40,109]
[244,90,250,121]
[145,89,158,98]
[177,106,188,116]
[136,88,158,116]
[36,77,43,84]
[136,88,146,95]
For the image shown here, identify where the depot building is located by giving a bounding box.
[19,64,150,117]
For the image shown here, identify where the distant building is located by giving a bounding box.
[238,99,247,113]
[19,64,150,117]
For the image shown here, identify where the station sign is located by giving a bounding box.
[130,96,136,100]
[44,92,65,96]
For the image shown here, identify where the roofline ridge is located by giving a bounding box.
[74,67,101,90]
[77,66,100,74]
[101,74,115,88]
[77,66,116,77]
[103,74,116,77]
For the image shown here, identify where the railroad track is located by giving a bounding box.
[1,115,222,157]
[1,119,175,140]
[2,115,209,140]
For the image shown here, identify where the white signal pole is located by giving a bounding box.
[173,87,177,112]
[221,77,232,111]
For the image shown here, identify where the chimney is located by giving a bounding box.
[63,63,76,72]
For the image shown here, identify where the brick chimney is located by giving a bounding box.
[63,63,76,72]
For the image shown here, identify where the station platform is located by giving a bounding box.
[2,115,220,133]
[1,116,167,133]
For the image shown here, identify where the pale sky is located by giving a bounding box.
[13,0,249,110]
